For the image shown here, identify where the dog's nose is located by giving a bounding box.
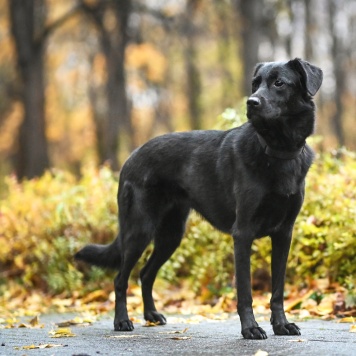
[247,97,261,107]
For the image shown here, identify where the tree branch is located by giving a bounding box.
[38,4,82,43]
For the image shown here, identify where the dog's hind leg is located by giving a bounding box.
[140,203,190,325]
[113,183,154,331]
[113,231,151,331]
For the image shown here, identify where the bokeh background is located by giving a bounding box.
[0,0,356,181]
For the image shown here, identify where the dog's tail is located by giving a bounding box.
[74,234,121,270]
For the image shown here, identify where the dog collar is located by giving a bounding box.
[257,134,305,160]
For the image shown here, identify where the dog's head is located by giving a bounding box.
[246,58,323,141]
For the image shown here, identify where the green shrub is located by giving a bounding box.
[0,111,355,297]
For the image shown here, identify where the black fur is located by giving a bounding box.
[75,58,323,339]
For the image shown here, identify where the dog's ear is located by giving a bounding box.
[289,58,323,96]
[253,63,264,77]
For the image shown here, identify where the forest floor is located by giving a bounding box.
[1,284,355,355]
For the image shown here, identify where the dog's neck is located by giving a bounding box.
[256,133,305,160]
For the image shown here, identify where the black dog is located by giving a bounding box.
[75,58,323,339]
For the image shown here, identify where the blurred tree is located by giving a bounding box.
[80,0,132,170]
[304,0,314,61]
[9,0,49,179]
[328,0,346,146]
[9,0,79,178]
[183,0,202,130]
[213,1,240,108]
[235,0,262,96]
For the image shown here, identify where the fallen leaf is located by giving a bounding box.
[29,315,40,327]
[56,316,95,327]
[159,328,189,334]
[338,317,355,323]
[18,315,44,328]
[107,334,146,338]
[14,344,64,350]
[349,325,356,333]
[254,350,268,356]
[288,339,308,342]
[81,290,108,304]
[49,327,76,338]
[285,290,315,312]
[143,320,161,327]
[169,336,191,340]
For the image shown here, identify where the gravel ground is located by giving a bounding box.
[1,313,355,355]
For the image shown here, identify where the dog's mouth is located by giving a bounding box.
[247,105,282,121]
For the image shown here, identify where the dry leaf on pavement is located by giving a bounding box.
[143,320,161,327]
[14,344,64,350]
[338,317,355,323]
[159,328,189,334]
[56,316,95,327]
[169,336,191,340]
[49,327,76,338]
[349,325,356,333]
[254,350,268,356]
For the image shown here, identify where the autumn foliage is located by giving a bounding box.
[1,147,355,308]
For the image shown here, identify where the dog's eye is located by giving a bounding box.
[274,80,285,87]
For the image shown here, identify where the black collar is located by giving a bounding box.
[257,133,305,160]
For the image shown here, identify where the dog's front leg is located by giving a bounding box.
[270,231,301,336]
[233,234,267,339]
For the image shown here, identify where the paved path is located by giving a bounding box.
[1,313,355,355]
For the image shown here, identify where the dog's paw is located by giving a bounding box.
[273,323,301,336]
[114,319,134,331]
[144,311,167,325]
[241,326,268,340]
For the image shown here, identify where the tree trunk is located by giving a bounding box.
[183,0,202,130]
[304,0,313,61]
[328,0,345,146]
[81,0,132,170]
[9,0,49,179]
[214,1,236,108]
[236,0,262,96]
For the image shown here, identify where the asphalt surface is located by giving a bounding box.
[1,313,355,355]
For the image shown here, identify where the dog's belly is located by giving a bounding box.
[191,201,236,234]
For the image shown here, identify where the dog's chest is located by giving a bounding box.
[266,161,303,196]
[252,190,302,236]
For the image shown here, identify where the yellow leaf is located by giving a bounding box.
[338,317,355,323]
[49,327,76,338]
[289,339,308,342]
[56,315,94,327]
[81,290,108,304]
[15,344,63,350]
[143,320,161,327]
[350,325,356,333]
[285,290,315,312]
[19,344,37,350]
